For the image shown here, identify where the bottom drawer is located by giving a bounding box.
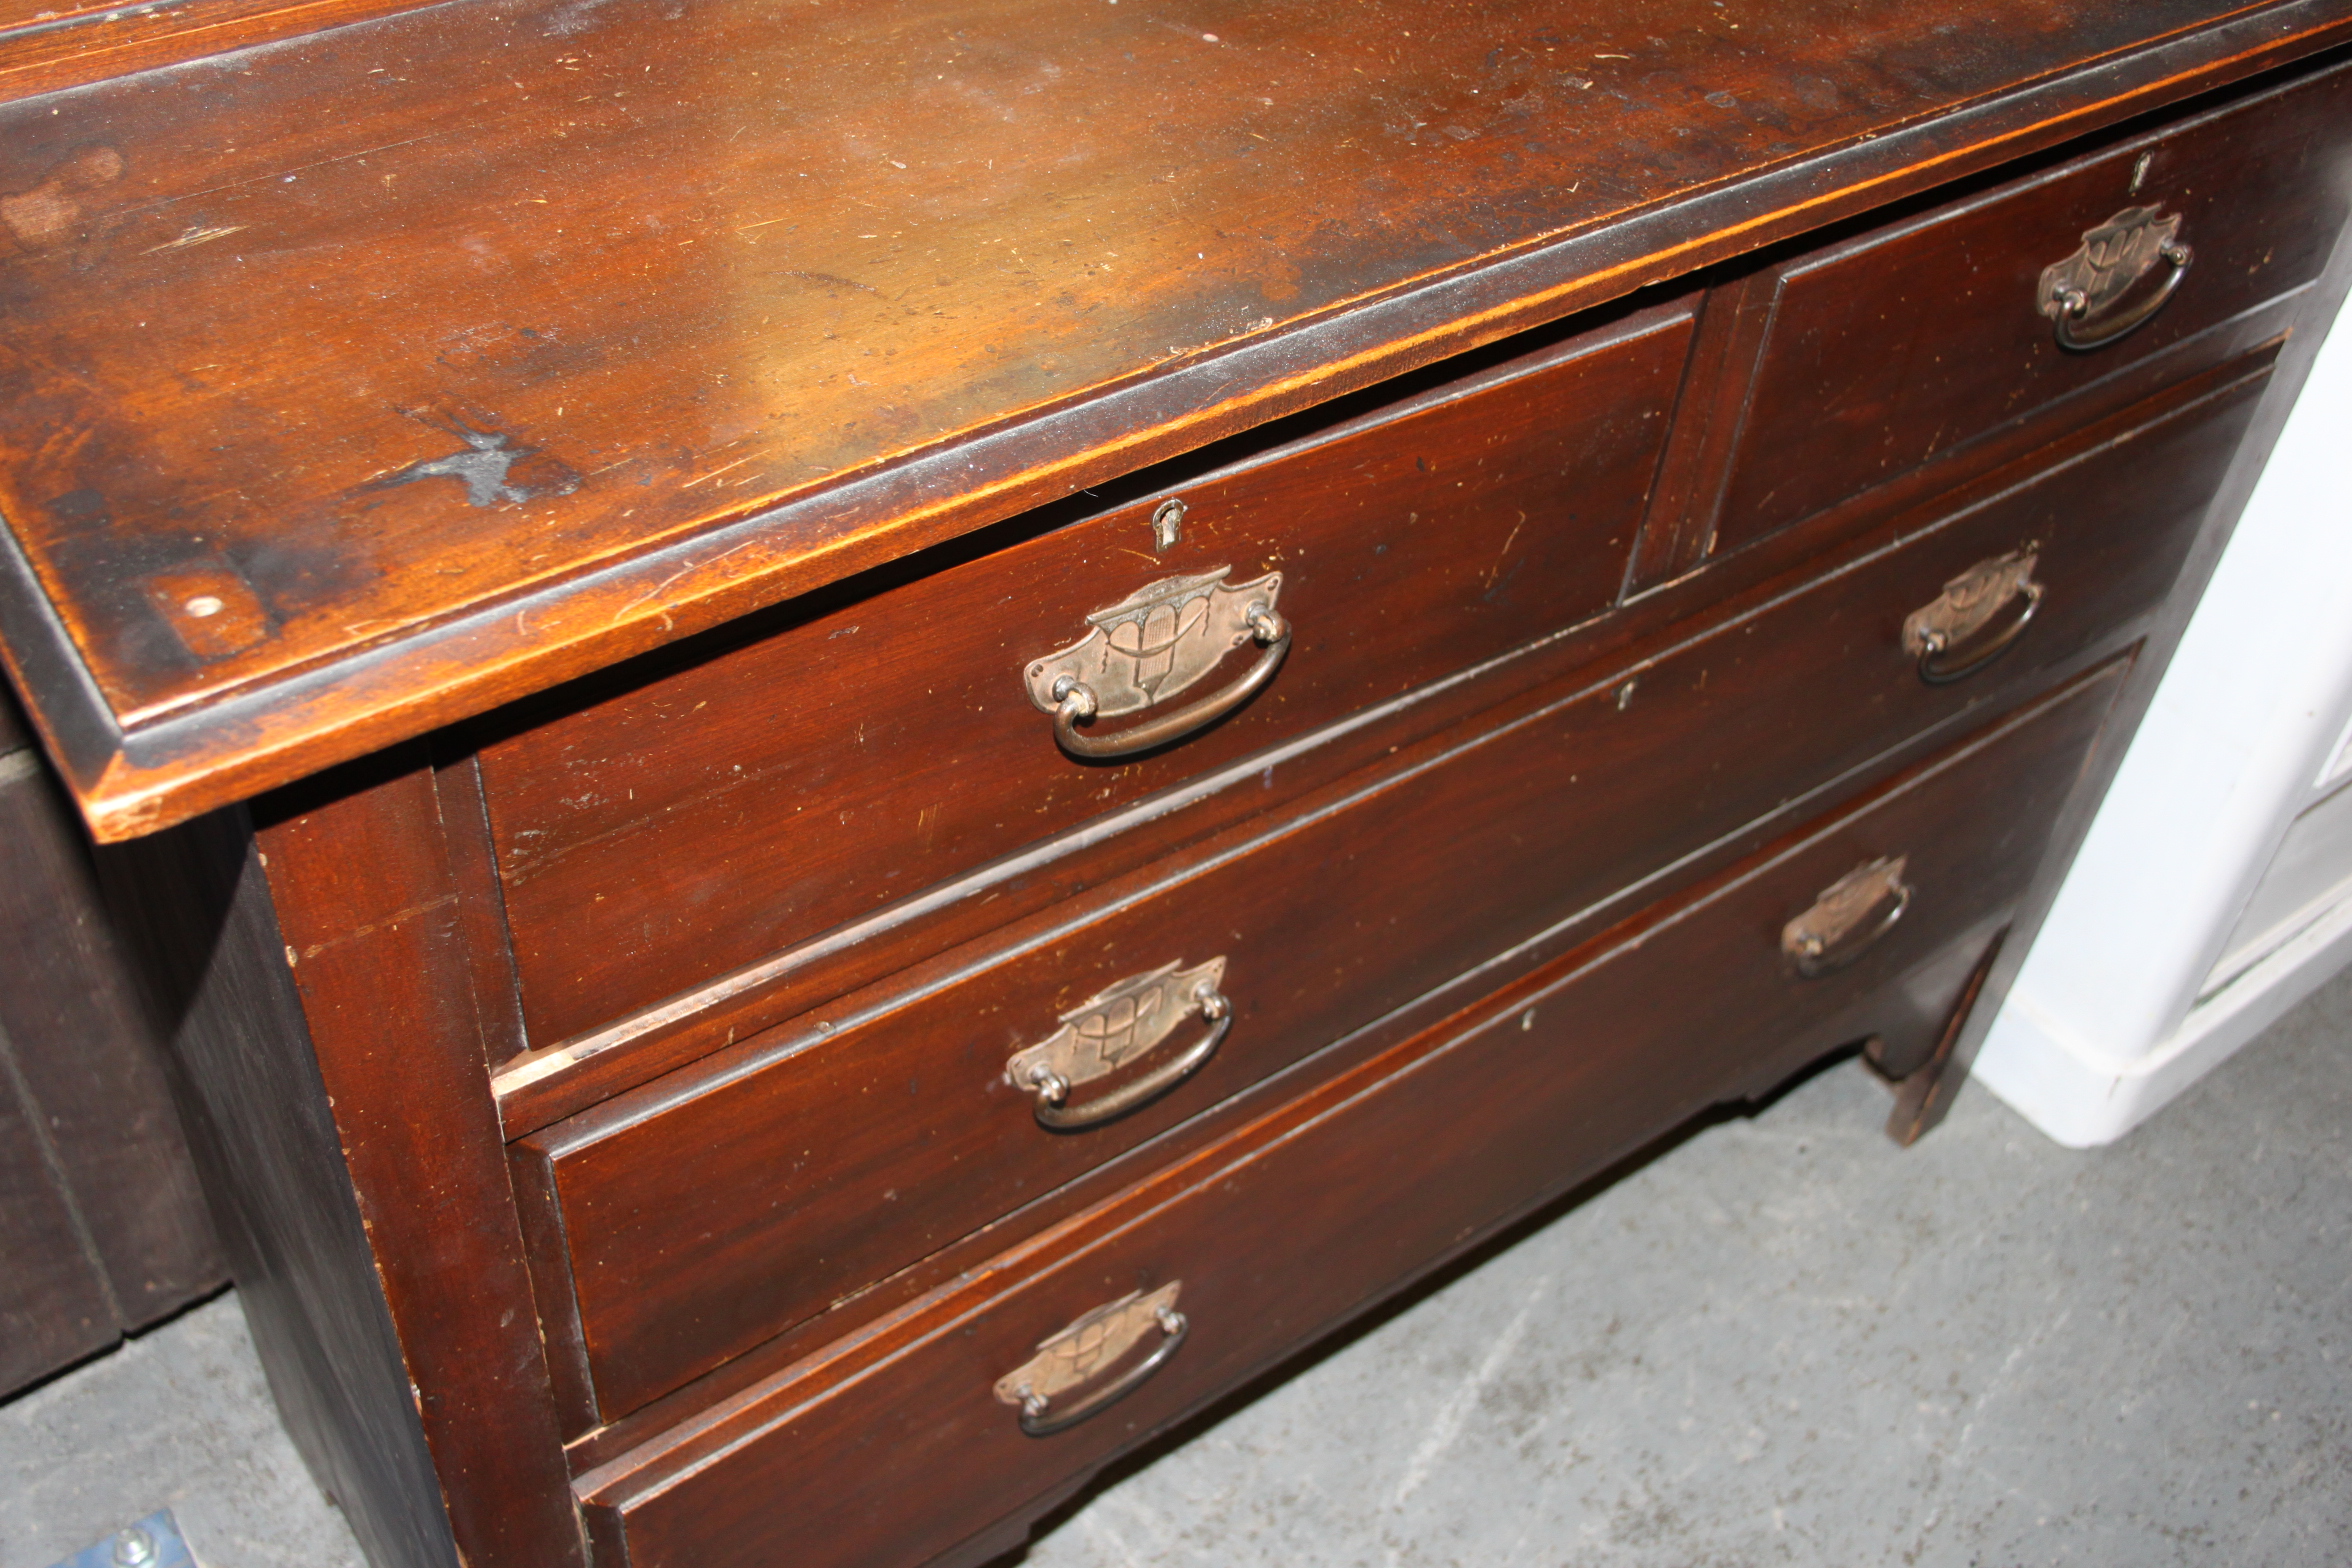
[580,659,2126,1568]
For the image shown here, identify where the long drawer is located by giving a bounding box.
[1709,55,2352,556]
[474,301,1695,1045]
[577,658,2131,1568]
[516,359,2263,1423]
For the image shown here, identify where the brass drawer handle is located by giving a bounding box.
[1902,547,2042,685]
[2037,205,2191,352]
[1783,856,1911,978]
[1005,959,1232,1129]
[995,1283,1189,1437]
[1025,566,1290,759]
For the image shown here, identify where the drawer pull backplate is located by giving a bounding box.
[1902,547,2042,684]
[995,1283,1188,1437]
[1784,856,1912,977]
[2037,205,2192,351]
[1025,567,1289,758]
[1006,958,1232,1128]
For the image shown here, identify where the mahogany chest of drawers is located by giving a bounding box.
[2,2,2349,1565]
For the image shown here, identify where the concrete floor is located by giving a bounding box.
[5,968,2347,1568]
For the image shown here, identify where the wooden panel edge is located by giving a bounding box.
[90,810,463,1568]
[429,749,529,1067]
[570,658,2138,1516]
[1881,170,2352,1138]
[493,337,2287,1136]
[28,4,2352,842]
[507,1137,602,1438]
[0,0,455,103]
[0,508,127,819]
[253,755,588,1568]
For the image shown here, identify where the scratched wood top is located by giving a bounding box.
[0,0,2343,837]
[0,0,453,107]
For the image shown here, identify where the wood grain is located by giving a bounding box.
[1881,928,2010,1143]
[579,659,2128,1568]
[480,301,1691,1046]
[491,337,2281,1134]
[1620,274,1769,595]
[0,25,2327,1568]
[0,0,2343,839]
[429,748,530,1067]
[0,0,450,105]
[248,757,587,1568]
[521,352,2267,1423]
[1708,56,2352,556]
[92,809,465,1568]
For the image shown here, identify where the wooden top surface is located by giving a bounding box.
[0,0,2344,837]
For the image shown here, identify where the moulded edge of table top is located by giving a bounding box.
[0,0,2345,841]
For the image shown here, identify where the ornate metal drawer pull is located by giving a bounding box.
[994,1283,1189,1437]
[1783,856,1912,978]
[1025,567,1289,759]
[1006,959,1231,1129]
[2037,205,2191,352]
[1902,546,2042,685]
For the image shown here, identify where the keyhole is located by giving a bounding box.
[1151,498,1187,551]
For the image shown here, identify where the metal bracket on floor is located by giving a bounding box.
[43,1510,198,1568]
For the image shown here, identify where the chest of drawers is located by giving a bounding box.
[2,3,2349,1566]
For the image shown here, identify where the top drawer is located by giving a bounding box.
[1709,57,2352,556]
[476,303,1692,1046]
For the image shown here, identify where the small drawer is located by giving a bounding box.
[578,660,2129,1568]
[476,302,1695,1046]
[1708,57,2352,556]
[516,356,2263,1422]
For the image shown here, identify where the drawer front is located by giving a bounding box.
[1711,57,2352,556]
[523,361,2261,1422]
[476,304,1692,1046]
[584,660,2129,1568]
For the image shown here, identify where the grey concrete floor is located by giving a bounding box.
[1,1294,360,1568]
[6,967,2348,1568]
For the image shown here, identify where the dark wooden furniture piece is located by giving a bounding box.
[0,688,223,1395]
[3,2,2350,1564]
